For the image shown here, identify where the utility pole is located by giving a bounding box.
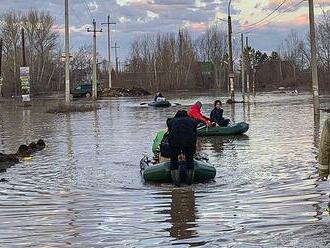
[101,15,116,89]
[308,0,320,113]
[64,0,70,104]
[241,33,245,102]
[252,56,256,96]
[245,36,250,96]
[21,28,26,67]
[228,0,235,101]
[112,42,120,73]
[0,38,2,97]
[87,19,102,100]
[153,58,157,83]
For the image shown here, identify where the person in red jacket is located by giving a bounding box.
[188,101,213,126]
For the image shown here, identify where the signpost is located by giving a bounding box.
[20,67,30,102]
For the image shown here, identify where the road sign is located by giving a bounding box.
[61,52,73,62]
[20,67,30,102]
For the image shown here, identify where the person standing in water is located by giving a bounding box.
[167,110,197,186]
[319,118,330,209]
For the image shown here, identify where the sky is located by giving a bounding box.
[1,0,330,66]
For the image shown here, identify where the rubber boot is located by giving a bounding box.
[171,170,180,187]
[185,169,194,185]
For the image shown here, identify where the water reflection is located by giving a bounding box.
[65,114,74,161]
[0,93,329,247]
[230,104,235,122]
[200,135,249,155]
[313,111,320,150]
[243,102,246,123]
[93,109,101,155]
[167,188,198,241]
[22,109,32,143]
[0,113,4,149]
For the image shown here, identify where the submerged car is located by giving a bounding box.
[71,82,103,98]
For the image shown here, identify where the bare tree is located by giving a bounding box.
[196,26,228,89]
[280,30,306,82]
[70,45,93,85]
[317,10,330,71]
[22,9,59,92]
[0,11,21,96]
[126,30,196,91]
[0,9,59,96]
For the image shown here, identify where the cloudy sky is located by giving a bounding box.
[1,0,330,64]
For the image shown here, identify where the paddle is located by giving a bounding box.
[228,120,236,127]
[140,102,181,106]
[197,125,207,130]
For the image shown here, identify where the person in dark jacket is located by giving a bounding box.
[154,92,164,102]
[167,110,197,186]
[210,100,230,127]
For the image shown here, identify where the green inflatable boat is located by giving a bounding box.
[197,122,249,136]
[140,157,216,183]
[148,100,171,107]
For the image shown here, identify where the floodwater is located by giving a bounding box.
[0,91,329,247]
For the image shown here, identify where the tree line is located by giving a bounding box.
[124,10,330,92]
[0,9,104,97]
[1,9,330,97]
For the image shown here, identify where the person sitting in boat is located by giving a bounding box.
[168,110,197,186]
[188,101,214,127]
[154,92,164,102]
[152,119,172,163]
[152,133,170,163]
[152,130,167,156]
[210,100,230,127]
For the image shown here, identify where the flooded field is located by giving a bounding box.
[0,91,329,247]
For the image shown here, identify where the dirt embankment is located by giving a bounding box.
[102,87,151,97]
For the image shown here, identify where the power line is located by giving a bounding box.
[70,3,85,26]
[240,0,289,28]
[239,0,306,34]
[82,0,93,20]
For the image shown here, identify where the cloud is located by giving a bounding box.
[195,0,207,8]
[116,0,152,7]
[182,20,207,31]
[87,1,98,12]
[53,24,92,34]
[137,10,159,23]
[0,0,328,61]
[291,14,309,26]
[119,16,131,23]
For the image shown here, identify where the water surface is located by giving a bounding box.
[0,91,329,247]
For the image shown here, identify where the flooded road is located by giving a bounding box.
[0,91,329,247]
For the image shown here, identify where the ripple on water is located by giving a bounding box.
[0,93,329,247]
